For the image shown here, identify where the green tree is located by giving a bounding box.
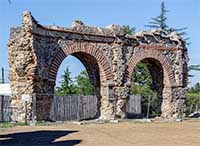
[132,62,152,87]
[145,1,189,44]
[189,65,200,72]
[122,25,135,35]
[188,65,200,77]
[186,83,200,115]
[130,62,159,117]
[189,83,200,93]
[55,66,76,96]
[186,93,200,114]
[146,1,200,78]
[75,70,96,95]
[145,2,168,32]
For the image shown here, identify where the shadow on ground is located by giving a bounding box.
[0,130,81,146]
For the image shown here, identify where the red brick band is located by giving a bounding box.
[138,44,179,51]
[126,49,175,86]
[49,42,113,82]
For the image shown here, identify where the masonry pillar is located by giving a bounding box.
[114,86,129,118]
[99,83,115,120]
[161,85,188,118]
[111,41,129,119]
[171,87,187,118]
[161,86,173,118]
[34,79,54,121]
[8,11,37,122]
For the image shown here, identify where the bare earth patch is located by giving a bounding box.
[0,120,200,146]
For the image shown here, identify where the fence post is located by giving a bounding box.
[25,100,28,125]
[146,95,151,119]
[189,104,193,114]
[1,95,4,122]
[77,95,80,121]
[32,93,36,125]
[199,97,200,112]
[195,104,198,112]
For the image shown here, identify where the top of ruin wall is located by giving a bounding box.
[9,11,187,50]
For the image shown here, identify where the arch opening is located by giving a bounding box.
[33,42,113,121]
[50,52,102,121]
[127,58,165,118]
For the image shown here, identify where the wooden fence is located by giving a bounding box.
[126,94,142,118]
[0,94,142,122]
[50,94,142,121]
[0,96,12,122]
[50,95,98,121]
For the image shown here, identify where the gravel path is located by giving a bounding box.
[0,120,200,146]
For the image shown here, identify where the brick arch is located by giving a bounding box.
[126,50,175,87]
[48,42,113,82]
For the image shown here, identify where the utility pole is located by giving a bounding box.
[1,67,5,84]
[1,67,5,121]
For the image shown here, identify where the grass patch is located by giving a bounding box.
[0,122,27,130]
[186,93,200,115]
[36,121,50,126]
[0,121,52,129]
[0,122,14,129]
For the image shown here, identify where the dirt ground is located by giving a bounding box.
[0,120,200,146]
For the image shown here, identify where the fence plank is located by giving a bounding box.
[0,96,11,122]
[1,94,141,122]
[126,94,142,118]
[50,95,98,121]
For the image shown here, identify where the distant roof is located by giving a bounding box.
[0,84,11,96]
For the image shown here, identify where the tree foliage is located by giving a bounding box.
[131,62,152,87]
[186,83,200,114]
[55,67,76,96]
[145,2,168,32]
[130,62,159,117]
[145,1,189,44]
[186,93,200,114]
[55,67,95,96]
[75,70,96,95]
[188,65,200,77]
[189,83,200,93]
[189,65,200,72]
[145,1,200,78]
[122,25,135,35]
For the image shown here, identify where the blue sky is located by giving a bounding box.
[0,0,199,86]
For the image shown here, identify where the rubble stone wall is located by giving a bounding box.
[8,11,188,121]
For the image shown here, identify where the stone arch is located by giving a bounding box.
[45,42,113,120]
[49,42,113,84]
[126,50,175,87]
[126,49,176,117]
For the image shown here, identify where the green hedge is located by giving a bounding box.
[186,93,200,115]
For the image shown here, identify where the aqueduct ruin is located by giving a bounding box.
[8,11,188,121]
